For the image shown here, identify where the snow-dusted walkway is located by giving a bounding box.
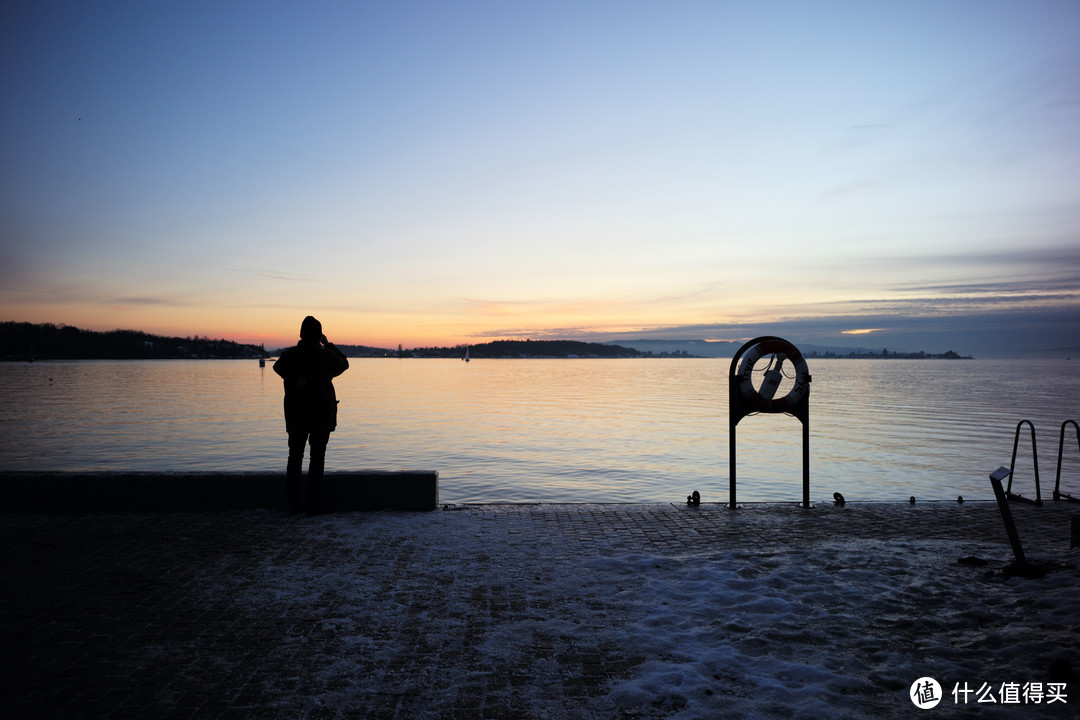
[2,502,1077,719]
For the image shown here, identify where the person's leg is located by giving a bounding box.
[287,431,308,514]
[307,432,330,514]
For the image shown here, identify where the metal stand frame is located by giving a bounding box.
[728,336,811,509]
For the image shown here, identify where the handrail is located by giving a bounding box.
[1054,420,1079,503]
[1006,419,1042,505]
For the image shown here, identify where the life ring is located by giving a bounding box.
[736,338,810,413]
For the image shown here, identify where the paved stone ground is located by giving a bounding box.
[1,502,1077,719]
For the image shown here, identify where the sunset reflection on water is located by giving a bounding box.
[1,358,1077,504]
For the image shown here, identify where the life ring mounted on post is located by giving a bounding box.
[736,338,811,414]
[729,335,813,508]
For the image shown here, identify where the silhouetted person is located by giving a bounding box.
[273,316,349,514]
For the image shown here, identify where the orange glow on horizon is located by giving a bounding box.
[3,303,832,351]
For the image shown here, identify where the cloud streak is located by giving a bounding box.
[576,303,1080,357]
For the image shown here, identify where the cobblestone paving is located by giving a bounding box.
[1,502,1076,719]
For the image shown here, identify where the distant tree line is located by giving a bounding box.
[334,344,399,358]
[0,322,269,360]
[804,347,972,359]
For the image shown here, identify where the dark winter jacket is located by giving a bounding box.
[273,340,349,434]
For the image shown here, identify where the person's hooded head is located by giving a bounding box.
[300,316,322,343]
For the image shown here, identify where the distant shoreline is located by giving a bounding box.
[2,354,978,362]
[2,350,979,362]
[337,341,974,360]
[2,322,978,361]
[0,321,269,361]
[804,351,974,360]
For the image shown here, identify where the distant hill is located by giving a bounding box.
[406,339,650,358]
[0,322,269,360]
[314,339,699,358]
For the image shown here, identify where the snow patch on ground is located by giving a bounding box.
[599,542,1078,718]
[226,511,1078,718]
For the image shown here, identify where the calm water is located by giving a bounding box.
[1,358,1077,504]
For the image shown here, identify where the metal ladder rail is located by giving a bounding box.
[1054,419,1079,503]
[1005,419,1042,505]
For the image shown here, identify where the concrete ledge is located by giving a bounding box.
[0,471,439,512]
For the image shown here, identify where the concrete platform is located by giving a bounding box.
[0,471,439,512]
[1,502,1077,719]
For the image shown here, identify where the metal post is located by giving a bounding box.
[728,350,742,510]
[990,467,1027,567]
[802,414,810,509]
[729,422,737,509]
[1056,420,1079,502]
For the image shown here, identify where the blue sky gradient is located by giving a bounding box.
[2,1,1078,354]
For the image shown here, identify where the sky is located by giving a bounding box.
[2,1,1079,355]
